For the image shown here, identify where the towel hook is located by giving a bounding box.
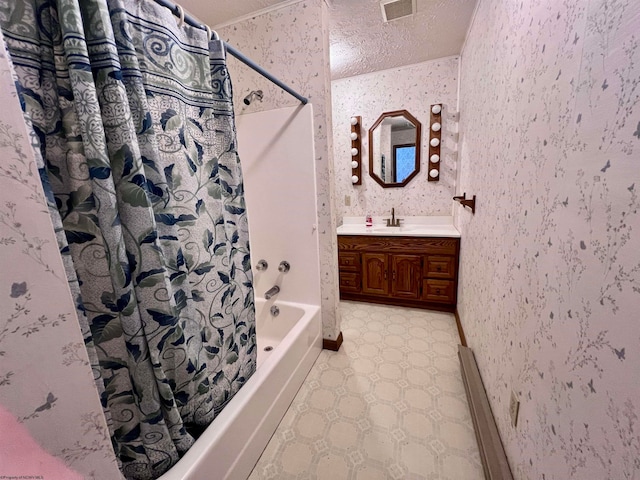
[453,192,477,214]
[175,5,185,27]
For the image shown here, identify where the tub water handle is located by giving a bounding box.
[278,261,291,273]
[256,259,268,271]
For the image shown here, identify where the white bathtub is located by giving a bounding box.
[158,299,322,480]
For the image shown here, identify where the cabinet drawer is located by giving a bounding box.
[339,272,361,293]
[338,252,361,272]
[424,256,455,279]
[423,279,455,304]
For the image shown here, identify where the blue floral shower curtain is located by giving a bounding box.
[1,1,256,478]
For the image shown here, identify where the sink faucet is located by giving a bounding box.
[386,207,402,227]
[264,285,280,300]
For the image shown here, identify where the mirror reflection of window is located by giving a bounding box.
[394,145,416,183]
[368,110,421,188]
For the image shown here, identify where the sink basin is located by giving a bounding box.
[370,226,418,233]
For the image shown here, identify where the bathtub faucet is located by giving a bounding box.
[264,285,280,300]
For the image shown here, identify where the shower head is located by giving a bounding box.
[243,90,263,105]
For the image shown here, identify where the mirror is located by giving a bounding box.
[368,110,421,188]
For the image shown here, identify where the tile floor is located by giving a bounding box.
[248,301,484,480]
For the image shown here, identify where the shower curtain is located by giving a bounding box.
[0,1,256,478]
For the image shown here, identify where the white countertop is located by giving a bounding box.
[337,216,460,238]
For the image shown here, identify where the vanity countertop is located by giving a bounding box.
[337,216,460,238]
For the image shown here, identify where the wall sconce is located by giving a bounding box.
[350,115,362,185]
[428,104,442,182]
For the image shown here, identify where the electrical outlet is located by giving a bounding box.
[509,390,520,427]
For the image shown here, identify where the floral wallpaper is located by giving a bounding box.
[331,57,459,224]
[0,31,121,479]
[217,0,342,341]
[456,0,640,478]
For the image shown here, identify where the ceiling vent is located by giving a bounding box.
[380,0,416,22]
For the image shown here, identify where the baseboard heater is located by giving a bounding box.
[458,345,514,480]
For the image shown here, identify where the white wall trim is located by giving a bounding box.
[213,0,306,29]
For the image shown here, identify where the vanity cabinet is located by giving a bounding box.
[338,235,459,311]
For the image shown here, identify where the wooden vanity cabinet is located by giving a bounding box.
[338,235,460,311]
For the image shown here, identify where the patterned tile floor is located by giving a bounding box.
[248,301,484,480]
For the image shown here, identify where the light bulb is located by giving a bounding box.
[351,160,359,169]
[351,175,359,183]
[431,122,441,132]
[430,138,440,147]
[350,117,358,126]
[351,147,359,156]
[350,132,358,141]
[429,169,439,178]
[430,154,440,163]
[431,104,442,114]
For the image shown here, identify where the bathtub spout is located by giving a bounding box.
[264,285,280,300]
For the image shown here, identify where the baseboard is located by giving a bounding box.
[458,345,513,480]
[454,309,467,346]
[339,293,455,313]
[322,331,343,351]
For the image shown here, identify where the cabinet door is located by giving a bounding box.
[391,254,421,300]
[362,253,389,296]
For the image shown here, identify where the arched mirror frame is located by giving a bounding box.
[368,109,422,188]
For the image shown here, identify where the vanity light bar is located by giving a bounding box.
[350,115,362,185]
[428,104,442,182]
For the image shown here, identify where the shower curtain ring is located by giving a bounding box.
[212,29,220,40]
[205,24,212,40]
[176,5,185,27]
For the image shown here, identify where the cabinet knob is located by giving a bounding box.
[435,289,441,294]
[436,266,442,271]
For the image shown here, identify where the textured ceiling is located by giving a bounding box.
[329,0,477,79]
[177,0,477,79]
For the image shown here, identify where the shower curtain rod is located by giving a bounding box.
[153,0,309,105]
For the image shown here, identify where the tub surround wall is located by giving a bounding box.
[456,0,640,478]
[332,57,459,224]
[236,105,321,307]
[217,0,342,342]
[0,34,120,478]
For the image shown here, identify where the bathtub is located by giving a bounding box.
[158,299,322,480]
